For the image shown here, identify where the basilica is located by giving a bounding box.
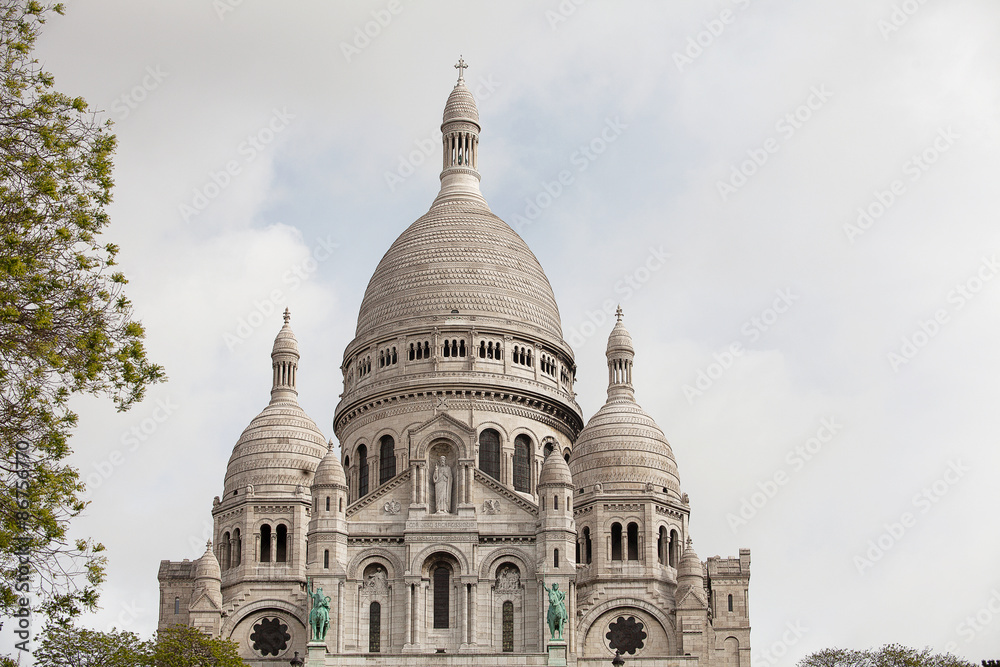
[157,62,751,667]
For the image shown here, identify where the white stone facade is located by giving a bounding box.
[157,63,750,667]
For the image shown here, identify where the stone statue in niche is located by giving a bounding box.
[433,455,452,514]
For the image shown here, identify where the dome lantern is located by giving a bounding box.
[437,56,485,204]
[606,306,635,398]
[270,308,299,402]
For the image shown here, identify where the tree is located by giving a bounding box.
[34,624,153,666]
[150,626,249,667]
[0,0,164,624]
[798,645,976,667]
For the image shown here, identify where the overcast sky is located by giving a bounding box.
[12,0,1000,662]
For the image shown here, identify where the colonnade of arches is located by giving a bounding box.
[575,522,681,567]
[218,523,293,568]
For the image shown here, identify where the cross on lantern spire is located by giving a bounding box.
[455,56,468,82]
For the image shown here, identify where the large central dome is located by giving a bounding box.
[355,200,563,340]
[335,63,582,441]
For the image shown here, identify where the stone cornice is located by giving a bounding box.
[335,386,583,442]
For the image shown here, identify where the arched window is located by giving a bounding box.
[459,340,466,357]
[233,528,241,567]
[513,435,531,493]
[728,594,734,612]
[479,429,501,480]
[326,496,330,512]
[324,549,330,569]
[344,455,350,497]
[379,435,396,484]
[553,495,559,510]
[357,444,369,498]
[502,600,514,652]
[221,531,231,570]
[433,565,450,628]
[276,524,287,563]
[260,524,271,562]
[584,527,592,564]
[611,523,623,561]
[174,596,180,614]
[658,526,667,565]
[369,601,381,652]
[339,497,344,512]
[554,548,559,567]
[669,529,679,568]
[576,539,581,564]
[627,522,639,561]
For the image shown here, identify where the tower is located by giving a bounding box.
[569,308,690,657]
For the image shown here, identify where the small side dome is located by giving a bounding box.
[678,544,704,583]
[313,442,347,488]
[194,541,221,582]
[538,449,573,488]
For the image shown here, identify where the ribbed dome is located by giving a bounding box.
[570,397,681,495]
[223,399,327,497]
[443,81,479,124]
[224,316,326,497]
[195,541,221,581]
[678,545,703,580]
[570,316,681,495]
[538,449,573,488]
[355,200,564,340]
[606,317,634,356]
[271,308,299,356]
[313,445,347,488]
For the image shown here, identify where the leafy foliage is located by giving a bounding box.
[34,624,152,666]
[798,645,976,667]
[150,626,249,667]
[26,625,250,667]
[0,0,164,623]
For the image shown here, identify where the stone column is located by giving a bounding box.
[410,462,418,504]
[470,582,478,646]
[404,583,413,645]
[417,580,428,645]
[337,580,345,653]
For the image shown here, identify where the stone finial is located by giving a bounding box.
[455,55,468,82]
[283,307,291,324]
[615,304,623,323]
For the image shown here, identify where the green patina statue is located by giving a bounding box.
[307,577,331,642]
[542,580,567,641]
